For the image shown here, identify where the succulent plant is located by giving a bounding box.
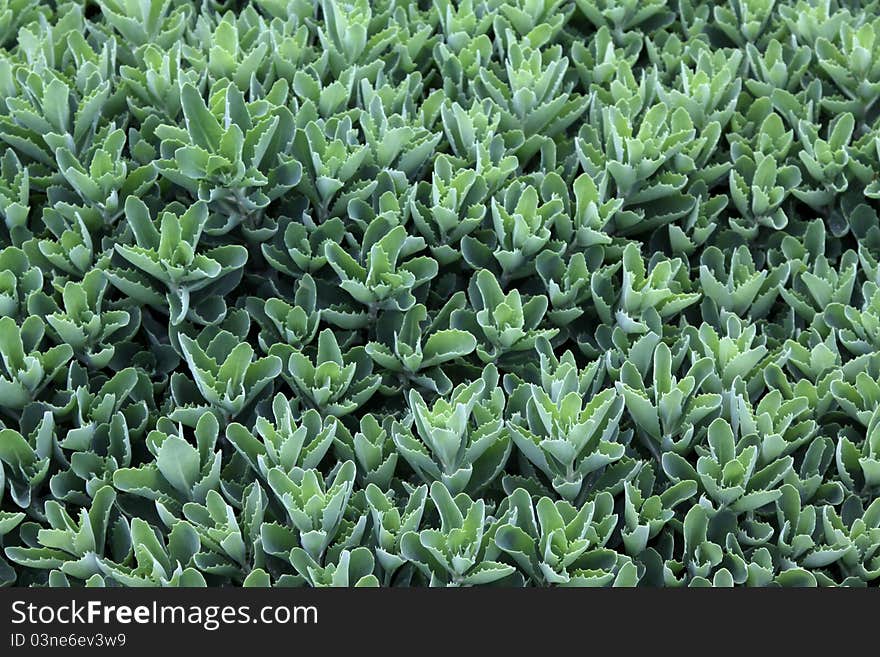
[1,0,879,592]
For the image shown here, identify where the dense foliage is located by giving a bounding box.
[1,0,880,588]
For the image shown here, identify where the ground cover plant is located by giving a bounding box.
[1,0,880,588]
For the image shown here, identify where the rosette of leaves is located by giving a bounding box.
[777,0,851,44]
[621,467,697,556]
[120,43,200,121]
[409,155,489,266]
[314,0,398,78]
[98,518,206,587]
[364,483,428,585]
[780,249,858,322]
[698,245,789,319]
[684,311,769,400]
[653,47,741,136]
[96,0,190,54]
[744,39,812,97]
[578,103,699,234]
[266,460,366,565]
[659,504,731,587]
[175,329,282,424]
[48,367,150,503]
[21,206,97,279]
[365,301,477,395]
[226,393,337,481]
[185,9,312,93]
[474,37,588,160]
[0,316,73,413]
[0,65,110,170]
[727,90,794,152]
[731,389,818,467]
[0,0,48,49]
[773,484,839,574]
[653,503,798,587]
[779,433,844,505]
[767,331,841,420]
[248,275,321,354]
[815,19,880,119]
[333,414,398,490]
[509,337,606,407]
[289,546,380,587]
[507,377,627,503]
[552,173,618,250]
[112,412,223,513]
[391,366,511,495]
[601,243,701,335]
[28,269,140,369]
[272,329,380,418]
[720,541,790,585]
[52,126,158,226]
[0,410,55,509]
[616,338,722,456]
[452,269,557,364]
[290,63,358,121]
[358,89,443,177]
[400,482,516,587]
[662,418,794,513]
[291,114,373,219]
[434,0,494,46]
[666,182,725,257]
[464,181,564,282]
[355,71,440,137]
[179,484,266,583]
[536,250,599,328]
[825,282,880,356]
[495,488,637,586]
[730,147,801,237]
[793,113,863,210]
[831,373,880,492]
[712,0,777,46]
[0,150,30,246]
[342,179,410,239]
[815,497,880,583]
[4,485,117,582]
[324,222,438,316]
[261,214,347,278]
[108,197,249,325]
[155,81,303,235]
[775,485,880,584]
[571,25,641,88]
[491,0,572,39]
[0,246,42,319]
[575,0,673,38]
[437,100,518,192]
